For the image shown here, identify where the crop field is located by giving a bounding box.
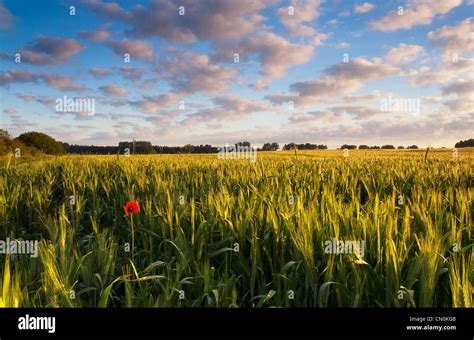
[0,149,473,308]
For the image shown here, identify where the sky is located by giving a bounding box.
[0,0,473,148]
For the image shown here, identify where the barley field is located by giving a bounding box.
[0,149,472,308]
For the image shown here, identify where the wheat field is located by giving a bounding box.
[0,149,472,307]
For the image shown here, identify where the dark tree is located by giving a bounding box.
[236,141,251,147]
[407,145,419,149]
[397,146,405,149]
[454,139,474,148]
[283,143,296,150]
[16,132,66,155]
[283,143,327,150]
[381,145,395,149]
[270,142,279,151]
[340,144,357,149]
[358,145,369,149]
[0,129,11,141]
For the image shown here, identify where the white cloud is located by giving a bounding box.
[370,0,463,31]
[355,2,375,14]
[385,43,424,65]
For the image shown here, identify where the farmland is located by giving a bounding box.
[0,148,472,307]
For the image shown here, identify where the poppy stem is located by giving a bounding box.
[131,214,135,260]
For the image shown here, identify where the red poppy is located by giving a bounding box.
[124,201,139,215]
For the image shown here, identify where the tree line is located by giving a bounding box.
[1,130,473,155]
[454,139,474,148]
[341,144,420,150]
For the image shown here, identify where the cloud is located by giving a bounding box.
[85,0,270,43]
[7,115,38,129]
[15,93,36,101]
[126,0,269,43]
[78,30,110,42]
[105,39,154,62]
[3,108,17,114]
[0,3,14,29]
[99,84,127,96]
[324,57,399,81]
[86,1,318,82]
[288,110,342,124]
[266,58,398,107]
[289,105,385,124]
[427,18,474,59]
[410,71,455,86]
[255,32,318,78]
[144,110,182,126]
[181,95,272,126]
[339,10,350,17]
[385,43,424,65]
[82,0,133,21]
[355,2,375,13]
[334,42,350,49]
[249,79,272,90]
[441,79,474,97]
[330,105,384,120]
[212,30,322,81]
[89,67,110,78]
[130,93,180,113]
[15,92,58,105]
[408,56,473,86]
[18,36,84,65]
[438,79,474,114]
[243,31,317,78]
[0,70,38,86]
[370,0,462,31]
[40,74,86,91]
[118,66,144,80]
[157,51,236,94]
[35,97,55,105]
[277,0,322,37]
[342,91,383,103]
[212,95,271,115]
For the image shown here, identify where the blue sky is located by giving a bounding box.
[1,0,473,147]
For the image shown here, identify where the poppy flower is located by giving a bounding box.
[124,201,139,215]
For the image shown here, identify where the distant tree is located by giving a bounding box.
[370,146,380,149]
[16,131,65,155]
[340,144,357,149]
[407,145,419,149]
[454,139,474,148]
[183,144,195,153]
[282,142,327,150]
[381,145,395,149]
[65,144,119,154]
[118,141,155,154]
[397,146,404,149]
[358,145,369,149]
[236,141,251,147]
[0,129,11,141]
[270,142,279,151]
